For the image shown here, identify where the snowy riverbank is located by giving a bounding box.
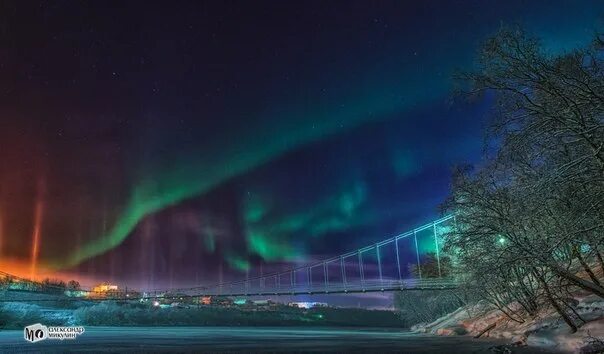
[412,293,604,353]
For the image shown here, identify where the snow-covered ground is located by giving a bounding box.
[0,301,77,328]
[412,294,604,353]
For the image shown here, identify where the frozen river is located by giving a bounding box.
[0,326,558,353]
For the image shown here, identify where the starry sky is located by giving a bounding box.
[0,1,602,288]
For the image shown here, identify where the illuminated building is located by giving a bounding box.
[92,283,119,293]
[288,302,327,309]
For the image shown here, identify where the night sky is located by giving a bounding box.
[0,1,602,289]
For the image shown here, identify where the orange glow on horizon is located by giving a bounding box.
[0,257,99,287]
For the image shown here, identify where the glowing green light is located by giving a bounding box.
[243,180,369,261]
[61,87,420,269]
[247,231,297,261]
[37,17,598,271]
[225,254,251,272]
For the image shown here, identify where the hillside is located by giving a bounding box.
[413,292,604,353]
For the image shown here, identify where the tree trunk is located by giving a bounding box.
[474,322,496,338]
[535,272,577,333]
[547,262,604,298]
[595,250,604,277]
[574,246,602,287]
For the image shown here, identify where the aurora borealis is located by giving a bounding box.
[1,1,603,288]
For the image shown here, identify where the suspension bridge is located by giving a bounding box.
[1,215,458,301]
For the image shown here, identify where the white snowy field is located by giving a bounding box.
[412,294,604,354]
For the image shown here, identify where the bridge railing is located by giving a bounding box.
[190,278,458,296]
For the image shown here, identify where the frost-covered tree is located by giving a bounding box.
[443,28,604,332]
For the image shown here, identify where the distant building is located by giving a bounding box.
[233,298,248,305]
[249,299,280,311]
[66,289,88,298]
[197,296,236,307]
[288,301,327,309]
[89,283,119,298]
[215,297,234,307]
[92,283,118,293]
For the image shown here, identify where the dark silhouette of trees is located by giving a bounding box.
[67,280,81,291]
[41,278,67,294]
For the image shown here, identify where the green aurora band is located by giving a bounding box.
[60,13,598,271]
[243,179,369,263]
[62,81,439,269]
